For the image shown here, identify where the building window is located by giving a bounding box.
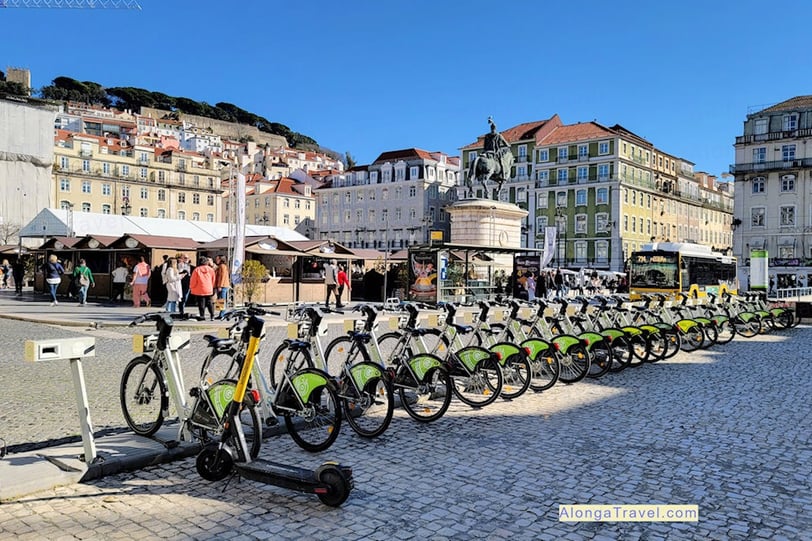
[577,167,588,181]
[157,189,166,201]
[178,210,186,220]
[82,202,91,212]
[751,207,765,227]
[178,192,186,203]
[294,199,301,209]
[81,180,91,193]
[596,213,609,233]
[556,191,567,207]
[410,166,419,179]
[121,165,130,177]
[193,193,200,204]
[536,170,549,182]
[102,204,111,214]
[207,213,214,222]
[409,186,416,197]
[82,160,90,172]
[101,183,111,196]
[754,118,768,135]
[395,167,405,181]
[557,169,568,182]
[157,209,166,218]
[558,147,568,161]
[283,214,290,225]
[60,156,69,169]
[781,174,795,192]
[140,167,148,179]
[575,189,587,206]
[102,162,110,175]
[782,144,796,162]
[356,191,364,202]
[753,147,766,163]
[575,214,587,234]
[208,177,215,189]
[780,206,795,226]
[752,177,765,193]
[538,149,549,162]
[598,141,609,155]
[60,178,70,191]
[369,190,376,201]
[140,187,148,199]
[578,145,588,158]
[192,212,200,221]
[207,195,214,206]
[597,164,609,181]
[596,187,609,204]
[783,114,798,132]
[139,207,148,217]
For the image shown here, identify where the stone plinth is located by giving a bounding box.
[447,199,528,248]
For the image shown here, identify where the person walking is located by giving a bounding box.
[190,256,215,320]
[110,260,129,303]
[0,259,10,289]
[163,257,183,313]
[177,254,193,317]
[131,256,152,308]
[12,258,24,297]
[214,255,230,316]
[43,254,65,306]
[72,258,95,305]
[336,264,350,308]
[554,268,564,298]
[324,259,338,309]
[525,272,537,302]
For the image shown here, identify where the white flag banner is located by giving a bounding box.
[540,226,557,268]
[232,165,247,284]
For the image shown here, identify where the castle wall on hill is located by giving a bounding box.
[139,106,287,148]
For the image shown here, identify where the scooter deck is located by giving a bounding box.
[234,459,353,493]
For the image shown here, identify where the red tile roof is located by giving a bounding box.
[460,115,561,150]
[373,148,438,163]
[538,121,616,145]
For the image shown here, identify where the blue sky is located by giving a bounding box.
[2,0,811,177]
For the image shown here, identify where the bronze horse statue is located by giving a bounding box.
[465,148,515,200]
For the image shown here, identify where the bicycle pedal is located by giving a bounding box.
[265,417,279,427]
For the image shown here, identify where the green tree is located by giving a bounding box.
[240,259,268,303]
[345,152,357,169]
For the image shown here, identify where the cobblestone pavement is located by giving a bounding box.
[1,317,810,540]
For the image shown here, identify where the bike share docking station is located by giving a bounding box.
[24,337,99,464]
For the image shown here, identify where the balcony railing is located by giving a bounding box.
[729,157,812,174]
[734,128,812,145]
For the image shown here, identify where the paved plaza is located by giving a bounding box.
[0,289,810,540]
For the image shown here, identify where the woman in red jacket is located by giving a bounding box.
[336,264,350,308]
[190,256,216,320]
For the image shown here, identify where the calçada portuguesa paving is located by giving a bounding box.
[0,290,810,540]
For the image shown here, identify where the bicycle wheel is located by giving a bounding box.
[283,370,342,452]
[679,325,705,352]
[523,339,559,392]
[586,340,612,378]
[558,343,590,384]
[733,314,761,338]
[269,342,315,390]
[341,365,394,438]
[200,350,240,382]
[324,335,368,378]
[398,361,452,423]
[660,328,682,359]
[449,353,503,408]
[713,318,736,344]
[500,352,531,400]
[608,335,632,372]
[120,355,167,436]
[377,332,411,367]
[627,333,649,366]
[645,332,668,363]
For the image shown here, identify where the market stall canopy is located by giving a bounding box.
[70,235,121,249]
[38,236,82,250]
[21,208,308,243]
[242,236,309,257]
[108,234,201,251]
[287,240,359,259]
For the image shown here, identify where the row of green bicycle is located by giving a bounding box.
[119,291,800,459]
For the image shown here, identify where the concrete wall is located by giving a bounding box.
[0,99,57,244]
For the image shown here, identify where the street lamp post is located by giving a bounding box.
[555,208,566,267]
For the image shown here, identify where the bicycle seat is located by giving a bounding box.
[202,335,236,350]
[450,323,474,334]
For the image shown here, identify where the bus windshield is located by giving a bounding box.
[630,252,679,290]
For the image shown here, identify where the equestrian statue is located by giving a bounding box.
[465,116,515,200]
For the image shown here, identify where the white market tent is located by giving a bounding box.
[20,208,308,243]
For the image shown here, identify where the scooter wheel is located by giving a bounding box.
[316,466,352,507]
[196,446,233,482]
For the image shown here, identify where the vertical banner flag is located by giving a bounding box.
[540,226,557,268]
[232,161,247,284]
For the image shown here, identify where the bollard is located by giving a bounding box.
[24,337,98,464]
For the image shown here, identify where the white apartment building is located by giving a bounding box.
[731,95,812,289]
[317,148,460,249]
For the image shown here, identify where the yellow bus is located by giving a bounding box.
[629,242,738,298]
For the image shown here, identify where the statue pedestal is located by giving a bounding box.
[446,199,528,269]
